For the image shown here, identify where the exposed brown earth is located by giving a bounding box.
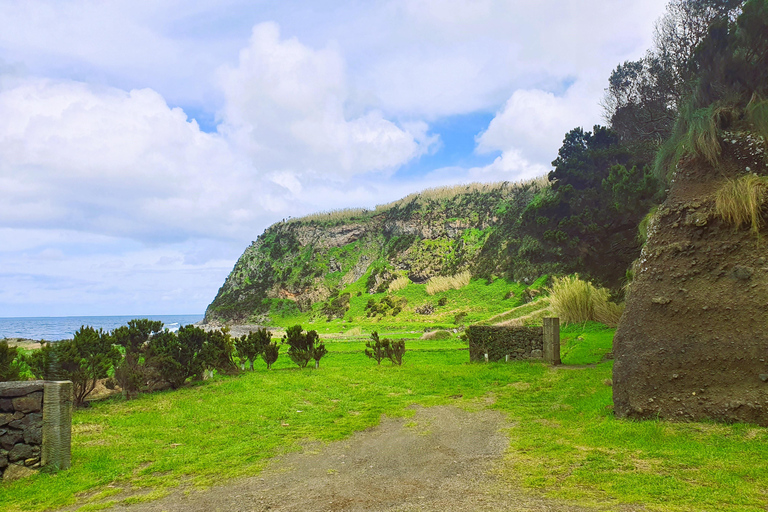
[94,406,597,512]
[614,135,768,425]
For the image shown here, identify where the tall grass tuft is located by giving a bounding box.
[715,174,768,237]
[425,271,471,295]
[548,275,624,327]
[388,276,409,293]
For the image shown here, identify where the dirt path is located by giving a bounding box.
[102,406,594,512]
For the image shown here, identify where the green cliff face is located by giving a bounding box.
[204,180,571,325]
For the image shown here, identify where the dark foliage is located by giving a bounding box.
[386,339,405,366]
[200,328,239,375]
[236,328,271,370]
[261,340,280,369]
[282,325,322,369]
[365,331,390,365]
[113,319,163,397]
[146,325,207,388]
[0,340,24,382]
[55,326,121,405]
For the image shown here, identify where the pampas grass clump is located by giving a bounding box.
[548,274,624,327]
[388,276,410,293]
[715,174,768,237]
[425,271,471,295]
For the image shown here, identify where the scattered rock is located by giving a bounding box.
[731,265,753,280]
[760,374,768,382]
[651,296,672,305]
[2,463,36,481]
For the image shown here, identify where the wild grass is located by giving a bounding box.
[286,207,372,224]
[638,205,659,244]
[5,326,768,512]
[655,95,768,180]
[425,271,471,295]
[387,276,409,293]
[548,275,624,327]
[715,174,768,237]
[374,177,548,212]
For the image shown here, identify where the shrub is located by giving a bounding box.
[236,328,271,370]
[113,319,164,397]
[548,275,624,326]
[365,331,390,365]
[421,330,452,340]
[387,340,405,365]
[437,297,448,306]
[146,325,207,388]
[282,325,322,369]
[0,340,24,381]
[311,337,328,369]
[415,304,434,315]
[388,276,409,293]
[715,174,768,237]
[200,328,239,375]
[425,271,471,295]
[56,326,121,406]
[262,340,280,369]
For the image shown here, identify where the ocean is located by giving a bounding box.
[0,315,204,341]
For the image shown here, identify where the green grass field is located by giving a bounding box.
[3,323,768,511]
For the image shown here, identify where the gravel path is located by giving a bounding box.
[100,406,596,512]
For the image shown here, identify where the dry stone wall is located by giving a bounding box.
[0,381,72,481]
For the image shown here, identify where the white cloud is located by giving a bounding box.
[0,77,280,243]
[473,82,601,181]
[217,22,437,178]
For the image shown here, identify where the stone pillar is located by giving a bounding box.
[543,318,560,365]
[41,381,72,471]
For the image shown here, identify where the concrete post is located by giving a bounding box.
[543,318,561,365]
[42,381,72,471]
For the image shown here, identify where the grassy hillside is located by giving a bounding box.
[205,167,653,327]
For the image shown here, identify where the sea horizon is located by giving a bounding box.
[0,314,205,341]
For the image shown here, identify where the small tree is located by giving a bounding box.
[113,319,164,397]
[310,331,328,369]
[282,325,313,369]
[200,327,239,375]
[0,340,24,381]
[387,339,406,366]
[236,329,271,370]
[146,325,207,389]
[262,340,280,369]
[365,331,390,365]
[57,326,121,406]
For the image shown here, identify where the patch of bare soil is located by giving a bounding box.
[97,406,593,512]
[614,135,768,425]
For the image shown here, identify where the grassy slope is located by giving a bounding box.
[272,275,551,334]
[3,325,768,511]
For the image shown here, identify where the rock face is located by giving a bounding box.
[614,138,768,425]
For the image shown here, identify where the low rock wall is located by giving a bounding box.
[466,319,560,365]
[0,381,72,481]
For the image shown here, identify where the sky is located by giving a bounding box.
[0,0,670,318]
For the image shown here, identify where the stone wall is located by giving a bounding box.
[466,325,544,362]
[0,381,72,481]
[466,320,560,364]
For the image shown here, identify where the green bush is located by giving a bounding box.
[387,339,405,366]
[282,325,323,369]
[262,340,280,369]
[236,328,271,370]
[113,319,164,397]
[365,331,390,365]
[0,340,24,382]
[56,326,121,406]
[201,328,239,375]
[146,325,207,388]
